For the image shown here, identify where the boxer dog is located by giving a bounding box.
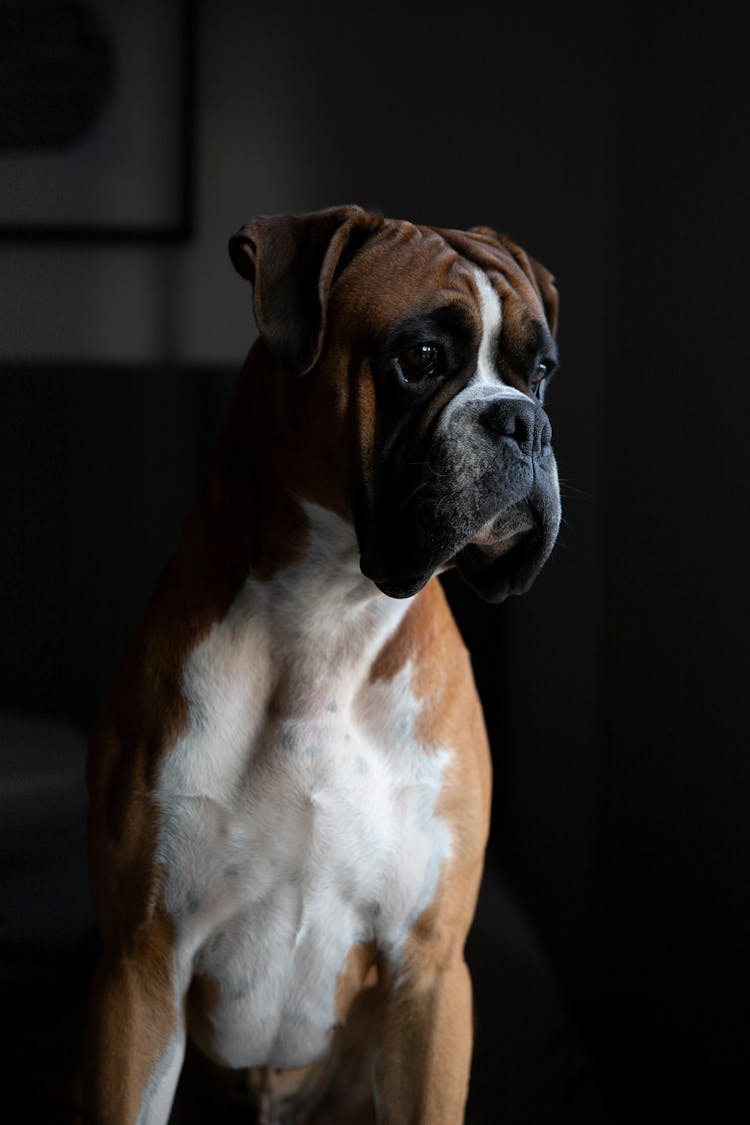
[84,205,560,1124]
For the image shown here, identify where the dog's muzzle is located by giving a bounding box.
[360,392,561,604]
[451,395,560,602]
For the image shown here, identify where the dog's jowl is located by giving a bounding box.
[84,206,561,1124]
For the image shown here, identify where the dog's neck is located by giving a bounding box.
[176,353,409,692]
[160,343,414,719]
[231,501,414,718]
[175,494,413,729]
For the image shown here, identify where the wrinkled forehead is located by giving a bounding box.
[329,219,548,342]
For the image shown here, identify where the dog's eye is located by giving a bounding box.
[531,358,555,397]
[396,343,443,384]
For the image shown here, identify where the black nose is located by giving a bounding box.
[479,396,552,456]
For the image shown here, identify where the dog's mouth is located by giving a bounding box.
[454,534,539,603]
[362,567,432,600]
[362,505,547,603]
[452,505,543,603]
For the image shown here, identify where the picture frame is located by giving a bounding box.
[0,0,194,241]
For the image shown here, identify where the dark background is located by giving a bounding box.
[1,2,748,1122]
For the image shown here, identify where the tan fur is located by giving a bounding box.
[83,906,178,1123]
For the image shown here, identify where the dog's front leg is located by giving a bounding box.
[375,955,473,1125]
[83,933,186,1125]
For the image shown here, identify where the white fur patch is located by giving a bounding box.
[472,267,503,385]
[153,506,453,1070]
[438,268,528,435]
[471,265,528,399]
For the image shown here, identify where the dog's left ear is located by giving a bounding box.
[229,205,383,375]
[470,226,559,338]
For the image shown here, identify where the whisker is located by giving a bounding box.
[398,479,431,512]
[558,480,594,500]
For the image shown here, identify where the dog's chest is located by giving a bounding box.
[153,594,452,1069]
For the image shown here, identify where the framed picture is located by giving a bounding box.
[0,0,194,240]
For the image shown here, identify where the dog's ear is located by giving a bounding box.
[469,226,559,338]
[229,205,383,375]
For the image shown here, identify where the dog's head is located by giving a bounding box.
[230,205,561,603]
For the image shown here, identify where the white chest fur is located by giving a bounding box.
[153,507,453,1070]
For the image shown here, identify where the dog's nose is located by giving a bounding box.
[478,397,552,456]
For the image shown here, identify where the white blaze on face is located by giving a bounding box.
[438,267,528,437]
[473,266,503,385]
[471,265,530,400]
